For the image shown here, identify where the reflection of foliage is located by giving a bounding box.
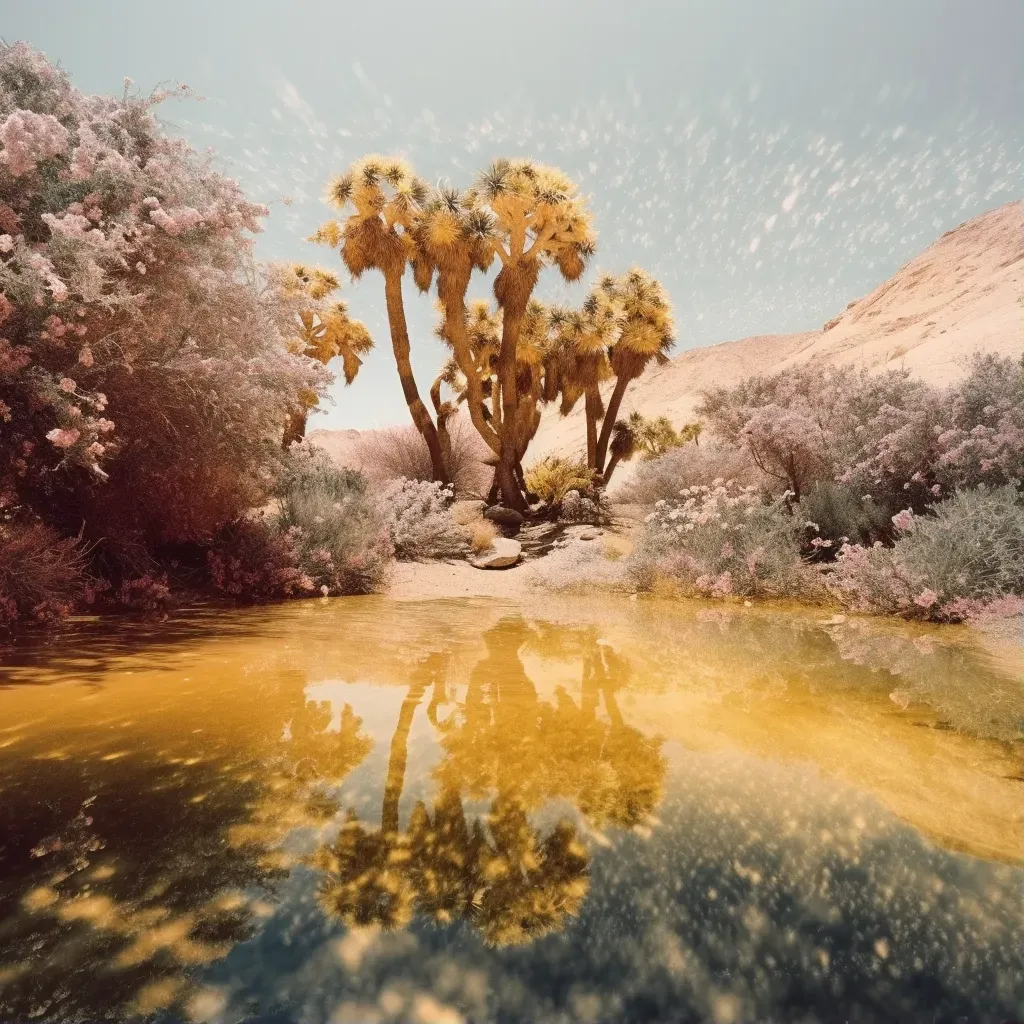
[0,684,374,1021]
[473,797,589,947]
[316,792,589,947]
[436,619,666,828]
[311,617,664,947]
[313,812,415,931]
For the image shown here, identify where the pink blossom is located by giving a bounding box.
[0,234,13,253]
[59,377,76,393]
[0,108,70,177]
[891,509,914,532]
[913,589,939,609]
[78,346,93,367]
[46,426,80,448]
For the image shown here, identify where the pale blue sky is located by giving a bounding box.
[3,0,1022,429]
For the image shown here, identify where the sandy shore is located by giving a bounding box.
[386,560,537,601]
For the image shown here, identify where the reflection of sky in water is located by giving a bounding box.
[0,597,1021,1022]
[194,752,1023,1024]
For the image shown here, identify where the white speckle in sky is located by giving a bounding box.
[749,236,761,253]
[782,191,798,212]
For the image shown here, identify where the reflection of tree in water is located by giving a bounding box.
[313,619,665,946]
[0,675,373,1020]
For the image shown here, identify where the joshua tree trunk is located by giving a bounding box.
[381,677,429,834]
[429,377,454,484]
[603,450,624,485]
[437,270,501,457]
[494,309,528,510]
[383,268,449,484]
[595,373,633,474]
[584,388,601,470]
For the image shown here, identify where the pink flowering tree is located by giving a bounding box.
[0,44,328,606]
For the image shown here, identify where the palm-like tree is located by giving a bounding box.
[604,417,639,485]
[280,264,374,446]
[311,156,449,483]
[469,159,596,510]
[415,187,500,463]
[550,289,620,470]
[593,268,676,474]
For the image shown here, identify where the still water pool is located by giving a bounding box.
[0,596,1021,1023]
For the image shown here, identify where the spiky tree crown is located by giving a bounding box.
[470,158,596,282]
[599,267,676,359]
[312,155,431,278]
[282,263,373,383]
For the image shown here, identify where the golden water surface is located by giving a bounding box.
[0,596,1021,1023]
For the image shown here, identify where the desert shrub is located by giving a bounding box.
[524,540,631,593]
[468,519,498,554]
[525,456,597,506]
[827,484,1024,621]
[378,478,465,561]
[628,483,815,599]
[615,442,766,505]
[209,452,392,600]
[0,519,87,628]
[356,414,491,495]
[798,480,892,551]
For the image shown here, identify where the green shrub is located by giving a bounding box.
[628,484,816,599]
[798,481,891,550]
[209,448,392,600]
[828,484,1024,620]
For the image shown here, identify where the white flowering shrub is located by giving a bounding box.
[628,482,814,599]
[827,485,1024,621]
[379,478,466,561]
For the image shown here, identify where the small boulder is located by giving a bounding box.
[469,537,522,569]
[484,505,526,530]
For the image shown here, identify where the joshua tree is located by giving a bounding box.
[311,156,449,482]
[593,269,676,476]
[468,160,596,510]
[280,264,373,446]
[604,418,639,485]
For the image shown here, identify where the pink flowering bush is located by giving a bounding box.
[0,44,330,625]
[699,356,1024,516]
[827,485,1024,621]
[629,483,816,599]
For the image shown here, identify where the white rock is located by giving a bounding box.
[469,537,522,569]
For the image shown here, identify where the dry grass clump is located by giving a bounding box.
[525,456,597,506]
[0,520,89,629]
[468,520,499,554]
[356,413,491,495]
[524,540,632,593]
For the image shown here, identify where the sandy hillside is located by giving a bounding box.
[531,200,1024,464]
[312,201,1024,473]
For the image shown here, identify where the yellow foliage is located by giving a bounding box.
[525,456,596,505]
